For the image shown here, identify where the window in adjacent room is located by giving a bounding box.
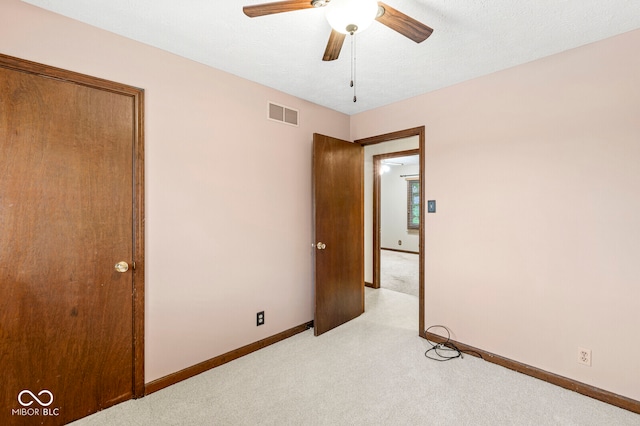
[407,178,420,230]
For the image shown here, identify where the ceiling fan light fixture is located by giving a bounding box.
[325,0,379,34]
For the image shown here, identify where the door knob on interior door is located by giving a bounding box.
[316,242,327,250]
[114,261,129,273]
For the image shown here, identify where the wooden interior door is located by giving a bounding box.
[0,55,144,425]
[313,134,364,336]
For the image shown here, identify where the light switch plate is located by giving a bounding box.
[428,200,436,213]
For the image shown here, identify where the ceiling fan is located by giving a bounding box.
[243,0,433,61]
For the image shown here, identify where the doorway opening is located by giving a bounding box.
[375,150,420,297]
[357,127,425,337]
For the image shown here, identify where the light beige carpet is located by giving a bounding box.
[380,249,419,297]
[70,288,639,425]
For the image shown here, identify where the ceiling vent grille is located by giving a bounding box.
[268,102,299,127]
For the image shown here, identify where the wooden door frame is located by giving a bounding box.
[0,54,146,397]
[356,127,426,338]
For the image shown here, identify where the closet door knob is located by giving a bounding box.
[114,261,129,273]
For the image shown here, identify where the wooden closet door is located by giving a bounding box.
[0,55,144,425]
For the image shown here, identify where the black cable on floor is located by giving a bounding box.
[424,325,484,362]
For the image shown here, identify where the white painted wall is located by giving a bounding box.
[352,29,640,401]
[380,163,420,252]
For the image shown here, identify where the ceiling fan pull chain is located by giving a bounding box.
[351,32,357,102]
[350,32,354,89]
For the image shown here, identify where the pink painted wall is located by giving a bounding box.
[352,30,640,401]
[1,0,349,382]
[3,0,639,403]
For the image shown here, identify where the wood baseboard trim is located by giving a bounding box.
[145,320,314,395]
[381,247,419,255]
[423,332,640,414]
[365,281,375,288]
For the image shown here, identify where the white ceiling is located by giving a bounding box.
[23,0,640,115]
[383,155,419,166]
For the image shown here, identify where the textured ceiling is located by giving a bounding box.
[23,0,640,115]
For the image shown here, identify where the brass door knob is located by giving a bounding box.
[114,261,129,273]
[316,242,327,250]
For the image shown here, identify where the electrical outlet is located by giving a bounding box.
[578,347,591,366]
[256,311,265,326]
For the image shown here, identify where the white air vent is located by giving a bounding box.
[268,102,299,127]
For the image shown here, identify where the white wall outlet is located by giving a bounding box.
[578,347,591,366]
